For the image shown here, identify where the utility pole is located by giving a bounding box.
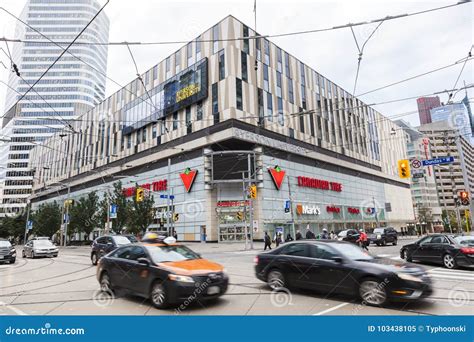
[248,154,254,250]
[166,157,171,236]
[241,170,249,250]
[373,197,380,226]
[455,131,474,230]
[444,132,462,232]
[105,193,111,235]
[23,201,30,245]
[287,175,296,240]
[63,184,71,247]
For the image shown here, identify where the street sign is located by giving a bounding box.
[284,200,291,213]
[27,220,33,230]
[411,159,421,169]
[159,194,175,199]
[412,172,424,179]
[422,156,454,166]
[109,204,117,219]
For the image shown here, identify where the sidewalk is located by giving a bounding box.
[182,241,265,253]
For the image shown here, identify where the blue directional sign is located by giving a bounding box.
[159,194,175,200]
[27,220,33,230]
[422,156,454,166]
[284,200,291,213]
[109,204,118,219]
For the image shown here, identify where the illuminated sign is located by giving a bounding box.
[176,84,200,103]
[123,180,167,197]
[296,204,321,215]
[297,176,342,192]
[326,206,341,213]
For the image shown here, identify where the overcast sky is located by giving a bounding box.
[0,0,472,127]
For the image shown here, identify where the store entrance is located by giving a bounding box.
[217,202,249,242]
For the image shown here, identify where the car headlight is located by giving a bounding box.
[377,234,382,239]
[168,274,195,283]
[10,249,16,254]
[397,272,423,283]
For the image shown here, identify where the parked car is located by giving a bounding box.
[337,229,360,244]
[22,239,58,258]
[368,227,398,246]
[453,235,474,247]
[91,235,132,265]
[96,234,228,309]
[0,239,17,264]
[255,240,432,306]
[400,234,474,269]
[123,234,139,243]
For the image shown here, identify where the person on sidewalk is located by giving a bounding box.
[305,227,316,239]
[264,231,272,250]
[295,230,303,240]
[320,228,329,240]
[357,229,369,251]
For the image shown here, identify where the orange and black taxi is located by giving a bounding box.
[96,232,228,308]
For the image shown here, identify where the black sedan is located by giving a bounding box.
[0,239,17,264]
[255,240,432,306]
[337,229,360,243]
[97,240,228,309]
[400,234,474,269]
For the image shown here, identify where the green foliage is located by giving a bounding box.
[69,191,101,238]
[0,212,27,241]
[32,201,62,238]
[128,183,155,234]
[99,181,130,233]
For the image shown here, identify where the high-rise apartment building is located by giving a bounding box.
[416,96,441,125]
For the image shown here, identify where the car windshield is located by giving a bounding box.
[338,231,347,237]
[33,240,54,247]
[145,245,201,263]
[113,236,132,245]
[330,243,373,261]
[454,236,474,246]
[373,228,385,234]
[0,241,11,248]
[126,235,138,243]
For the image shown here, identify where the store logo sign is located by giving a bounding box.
[326,206,341,214]
[180,168,198,192]
[296,204,321,215]
[269,165,286,190]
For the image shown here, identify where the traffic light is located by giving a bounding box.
[397,159,411,179]
[172,212,179,222]
[236,212,244,221]
[64,199,74,207]
[136,187,145,202]
[459,191,470,206]
[249,184,257,199]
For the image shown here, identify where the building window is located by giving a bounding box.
[241,51,248,82]
[289,128,295,138]
[153,66,158,81]
[196,37,201,60]
[152,123,157,139]
[127,134,131,149]
[277,47,282,72]
[218,49,225,80]
[243,25,249,54]
[142,127,147,142]
[212,83,219,123]
[186,42,193,66]
[300,62,306,86]
[299,110,305,134]
[284,52,290,77]
[266,92,273,121]
[136,129,141,145]
[301,84,306,109]
[263,64,269,91]
[212,24,219,53]
[309,112,315,137]
[276,71,282,97]
[197,101,203,120]
[236,78,243,110]
[278,97,284,126]
[173,112,178,130]
[256,37,261,61]
[186,106,192,134]
[264,39,270,65]
[288,78,294,104]
[175,50,181,73]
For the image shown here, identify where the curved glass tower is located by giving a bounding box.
[0,0,109,217]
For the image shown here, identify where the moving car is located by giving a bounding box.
[22,239,58,258]
[255,240,432,306]
[91,235,133,265]
[337,229,359,244]
[96,234,228,309]
[0,239,17,264]
[454,235,474,247]
[368,227,398,246]
[400,234,474,269]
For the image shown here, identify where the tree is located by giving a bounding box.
[417,206,433,233]
[32,201,61,238]
[442,209,458,232]
[0,212,26,241]
[69,191,100,240]
[128,184,155,235]
[99,181,130,233]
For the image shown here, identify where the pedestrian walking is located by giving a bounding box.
[264,231,272,250]
[274,232,283,247]
[329,231,336,240]
[321,228,329,240]
[295,230,303,240]
[286,233,294,242]
[305,227,316,239]
[357,229,369,251]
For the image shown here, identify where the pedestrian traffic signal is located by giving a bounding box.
[397,159,411,179]
[172,212,179,222]
[236,212,244,221]
[249,184,257,199]
[459,191,470,206]
[136,187,145,202]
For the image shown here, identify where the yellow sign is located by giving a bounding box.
[397,159,411,179]
[249,184,257,199]
[176,84,200,102]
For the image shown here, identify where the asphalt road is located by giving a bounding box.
[0,238,473,316]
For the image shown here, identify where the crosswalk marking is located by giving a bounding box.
[427,267,474,281]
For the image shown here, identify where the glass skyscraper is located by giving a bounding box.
[0,0,109,217]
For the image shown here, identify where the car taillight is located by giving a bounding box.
[254,256,259,264]
[460,247,474,254]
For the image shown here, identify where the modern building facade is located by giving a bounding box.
[0,0,109,217]
[430,102,473,144]
[396,120,442,232]
[417,96,440,125]
[29,16,414,242]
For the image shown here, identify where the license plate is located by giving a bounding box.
[207,286,220,295]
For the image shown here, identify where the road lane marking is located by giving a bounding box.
[312,302,350,315]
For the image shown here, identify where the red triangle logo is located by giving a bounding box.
[269,166,285,190]
[180,168,198,192]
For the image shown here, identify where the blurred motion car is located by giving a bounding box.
[337,229,360,244]
[0,239,17,264]
[96,234,228,309]
[255,240,432,306]
[22,239,58,258]
[91,235,132,265]
[400,234,474,269]
[368,227,398,246]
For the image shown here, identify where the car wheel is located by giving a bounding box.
[393,239,397,246]
[267,269,286,290]
[22,250,26,258]
[359,278,387,306]
[31,251,35,259]
[150,280,169,309]
[443,254,457,269]
[91,252,98,265]
[376,242,380,247]
[99,272,114,293]
[382,239,386,246]
[10,258,16,264]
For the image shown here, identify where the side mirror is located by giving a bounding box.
[332,256,343,263]
[137,257,150,266]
